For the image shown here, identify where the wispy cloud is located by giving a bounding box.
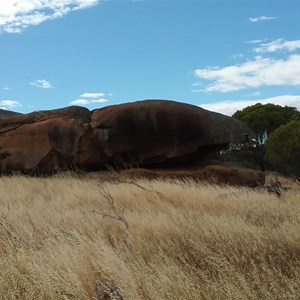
[70,99,90,105]
[232,53,244,60]
[194,54,300,93]
[246,39,264,44]
[71,98,108,105]
[254,38,300,53]
[29,79,52,89]
[199,95,300,116]
[80,92,105,98]
[0,0,100,33]
[2,87,11,90]
[249,16,277,23]
[0,99,21,110]
[70,91,109,106]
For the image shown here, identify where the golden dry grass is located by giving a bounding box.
[0,173,299,299]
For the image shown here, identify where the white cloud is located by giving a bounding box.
[199,95,300,116]
[70,99,89,105]
[0,0,100,33]
[246,39,264,44]
[232,53,244,60]
[70,98,108,105]
[249,16,277,23]
[73,0,99,10]
[80,92,105,98]
[70,91,109,106]
[29,79,52,88]
[194,54,300,93]
[192,83,202,87]
[2,87,11,90]
[0,99,21,110]
[254,38,300,53]
[252,92,261,96]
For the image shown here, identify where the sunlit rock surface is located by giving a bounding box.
[0,100,255,178]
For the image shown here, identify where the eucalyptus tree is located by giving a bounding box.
[232,103,299,171]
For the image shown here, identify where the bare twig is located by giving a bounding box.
[253,180,290,199]
[93,278,125,300]
[93,188,129,248]
[102,167,163,197]
[267,181,283,198]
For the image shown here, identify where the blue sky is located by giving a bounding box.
[1,0,300,115]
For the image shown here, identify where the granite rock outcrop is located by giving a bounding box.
[0,100,256,182]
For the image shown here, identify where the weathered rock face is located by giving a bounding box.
[0,106,107,173]
[91,100,254,168]
[0,100,255,174]
[119,164,265,187]
[0,109,21,120]
[199,164,265,187]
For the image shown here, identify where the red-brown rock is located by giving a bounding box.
[0,109,21,120]
[0,106,106,173]
[199,164,265,187]
[119,164,265,187]
[91,100,254,168]
[0,100,255,174]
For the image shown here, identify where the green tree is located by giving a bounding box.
[265,120,300,176]
[232,103,300,171]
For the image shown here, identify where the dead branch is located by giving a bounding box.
[93,188,129,248]
[93,278,125,300]
[102,167,163,197]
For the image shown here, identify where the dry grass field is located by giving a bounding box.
[0,172,299,299]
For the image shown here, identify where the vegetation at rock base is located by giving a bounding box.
[266,120,300,177]
[0,173,300,299]
[231,103,300,172]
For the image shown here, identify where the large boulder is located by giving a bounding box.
[0,100,255,174]
[0,106,106,173]
[91,100,254,168]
